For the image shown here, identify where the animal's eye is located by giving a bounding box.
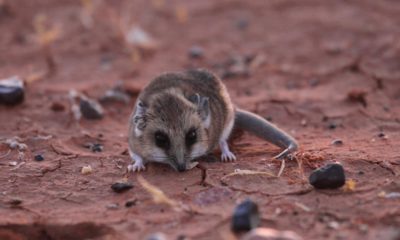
[185,128,197,147]
[154,131,170,149]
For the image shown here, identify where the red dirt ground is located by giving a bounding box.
[1,0,400,239]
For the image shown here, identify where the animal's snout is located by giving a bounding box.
[177,164,186,172]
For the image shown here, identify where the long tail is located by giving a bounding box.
[234,109,298,159]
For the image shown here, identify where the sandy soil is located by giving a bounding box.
[1,0,400,239]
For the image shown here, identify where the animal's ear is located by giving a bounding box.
[188,93,210,128]
[133,101,147,136]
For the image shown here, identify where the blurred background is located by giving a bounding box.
[0,1,400,239]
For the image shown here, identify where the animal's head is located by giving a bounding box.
[132,90,210,171]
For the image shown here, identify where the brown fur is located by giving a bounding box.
[128,69,234,170]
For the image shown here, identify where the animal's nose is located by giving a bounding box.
[177,164,186,172]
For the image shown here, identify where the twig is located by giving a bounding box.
[277,159,285,177]
[0,149,11,159]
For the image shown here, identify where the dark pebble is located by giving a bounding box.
[80,97,104,120]
[50,102,66,112]
[34,154,44,161]
[0,77,24,106]
[188,46,204,59]
[176,235,187,240]
[91,143,103,152]
[328,123,337,129]
[84,143,103,152]
[231,199,260,232]
[236,18,249,30]
[8,199,22,206]
[125,199,137,207]
[111,182,134,193]
[309,163,346,189]
[309,78,320,87]
[378,132,385,138]
[331,139,343,146]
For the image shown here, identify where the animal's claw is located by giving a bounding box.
[221,151,236,162]
[274,147,296,160]
[128,162,146,172]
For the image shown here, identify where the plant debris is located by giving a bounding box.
[221,169,276,183]
[0,76,24,106]
[309,163,346,189]
[231,199,260,232]
[137,175,180,210]
[343,179,356,192]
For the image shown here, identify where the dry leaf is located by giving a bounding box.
[343,179,356,192]
[137,175,179,210]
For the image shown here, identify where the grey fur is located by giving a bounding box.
[128,69,298,171]
[235,109,298,158]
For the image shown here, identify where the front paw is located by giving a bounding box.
[127,162,146,172]
[221,151,236,162]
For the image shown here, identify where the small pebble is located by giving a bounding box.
[81,165,93,175]
[50,102,65,112]
[0,76,24,106]
[100,89,130,104]
[106,203,119,210]
[145,233,167,240]
[34,154,44,161]
[79,97,104,120]
[385,192,400,199]
[111,182,134,193]
[377,132,388,139]
[328,123,337,129]
[328,221,340,229]
[83,142,103,152]
[8,199,22,206]
[331,139,343,146]
[309,163,346,189]
[188,45,204,59]
[231,199,260,232]
[125,199,137,207]
[236,18,249,30]
[9,161,18,166]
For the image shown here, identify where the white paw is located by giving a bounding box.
[221,151,236,162]
[127,162,146,172]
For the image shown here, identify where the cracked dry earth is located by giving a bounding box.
[1,0,400,239]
